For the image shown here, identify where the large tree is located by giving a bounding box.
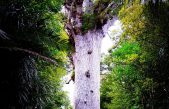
[64,0,121,108]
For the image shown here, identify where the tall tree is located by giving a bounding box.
[64,0,121,108]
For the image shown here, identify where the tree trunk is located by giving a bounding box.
[73,30,103,109]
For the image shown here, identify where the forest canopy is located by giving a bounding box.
[101,0,169,109]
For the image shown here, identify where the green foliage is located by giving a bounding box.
[111,42,140,64]
[0,0,71,108]
[101,1,169,109]
[119,1,145,39]
[82,13,96,33]
[82,0,123,32]
[37,62,71,109]
[101,42,145,109]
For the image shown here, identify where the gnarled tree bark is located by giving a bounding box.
[73,30,103,109]
[64,0,119,108]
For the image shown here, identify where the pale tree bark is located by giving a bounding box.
[73,30,103,109]
[64,0,118,108]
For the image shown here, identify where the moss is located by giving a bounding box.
[82,13,96,33]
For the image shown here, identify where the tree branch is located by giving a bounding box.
[0,47,58,65]
[94,1,122,29]
[0,29,10,40]
[64,0,83,36]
